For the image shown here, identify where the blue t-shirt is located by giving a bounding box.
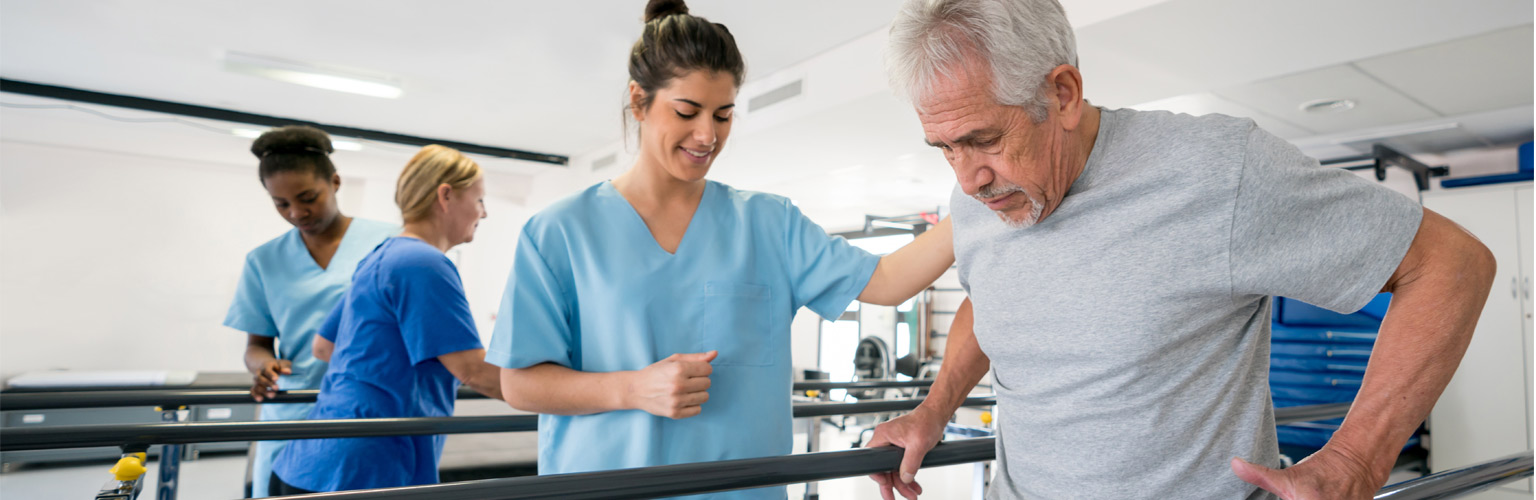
[273,237,483,492]
[486,180,879,499]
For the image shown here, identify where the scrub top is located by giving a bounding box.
[273,236,484,492]
[487,180,879,499]
[223,217,397,497]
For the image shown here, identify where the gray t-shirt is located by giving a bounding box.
[952,107,1421,499]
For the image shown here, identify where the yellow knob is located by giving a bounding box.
[980,411,993,425]
[109,454,147,482]
[806,390,820,398]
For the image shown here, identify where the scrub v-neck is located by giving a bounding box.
[603,180,709,257]
[297,220,359,272]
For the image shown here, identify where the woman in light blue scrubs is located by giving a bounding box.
[222,126,397,498]
[487,1,954,498]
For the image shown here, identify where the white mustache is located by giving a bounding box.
[973,183,1026,201]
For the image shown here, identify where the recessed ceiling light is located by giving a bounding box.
[230,128,264,139]
[1300,98,1357,114]
[223,51,403,99]
[332,140,362,151]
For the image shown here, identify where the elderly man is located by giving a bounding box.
[864,0,1497,499]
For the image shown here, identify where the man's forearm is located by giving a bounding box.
[920,298,990,416]
[1329,210,1496,478]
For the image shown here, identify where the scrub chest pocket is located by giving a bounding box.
[701,281,775,366]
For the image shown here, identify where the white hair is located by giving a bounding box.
[887,0,1078,121]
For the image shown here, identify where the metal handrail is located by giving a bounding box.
[1374,451,1533,499]
[277,438,999,500]
[0,397,997,451]
[0,380,936,411]
[264,444,1531,500]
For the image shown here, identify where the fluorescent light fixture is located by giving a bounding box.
[231,128,265,139]
[230,128,363,151]
[223,51,403,99]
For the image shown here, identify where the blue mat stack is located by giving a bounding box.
[1269,294,1422,453]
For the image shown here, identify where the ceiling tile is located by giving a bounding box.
[1213,65,1440,135]
[1354,25,1534,116]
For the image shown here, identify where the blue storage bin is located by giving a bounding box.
[1271,343,1373,359]
[1272,384,1359,404]
[1271,327,1377,344]
[1521,141,1533,173]
[1270,369,1363,388]
[1270,356,1369,373]
[1273,294,1390,328]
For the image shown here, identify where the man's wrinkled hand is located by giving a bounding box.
[865,405,950,500]
[1232,445,1386,500]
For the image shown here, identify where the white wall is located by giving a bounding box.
[0,112,551,381]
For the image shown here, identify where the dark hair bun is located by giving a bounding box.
[250,125,334,159]
[644,0,689,22]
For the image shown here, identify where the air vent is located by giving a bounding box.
[748,80,803,112]
[592,153,618,171]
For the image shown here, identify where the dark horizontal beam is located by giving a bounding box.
[1374,452,1533,499]
[279,438,998,500]
[0,396,993,451]
[795,397,994,418]
[0,78,567,166]
[0,415,537,452]
[272,441,1527,500]
[1274,402,1351,425]
[0,380,939,411]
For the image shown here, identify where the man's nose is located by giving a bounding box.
[953,154,994,196]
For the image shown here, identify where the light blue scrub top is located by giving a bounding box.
[223,217,397,496]
[487,181,879,499]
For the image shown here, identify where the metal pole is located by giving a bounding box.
[1,398,997,451]
[0,381,942,411]
[154,407,187,500]
[1374,452,1533,499]
[274,438,999,500]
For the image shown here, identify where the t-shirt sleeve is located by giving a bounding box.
[783,200,881,320]
[388,251,483,366]
[223,254,279,337]
[1229,125,1422,313]
[317,298,343,343]
[485,226,576,370]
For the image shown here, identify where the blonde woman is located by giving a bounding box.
[269,145,504,494]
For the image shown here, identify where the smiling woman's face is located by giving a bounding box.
[263,169,341,235]
[632,70,739,183]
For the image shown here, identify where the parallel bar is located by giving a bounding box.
[0,78,568,165]
[279,438,999,499]
[4,398,1349,453]
[0,397,992,451]
[1374,452,1533,499]
[1,381,939,411]
[796,397,994,418]
[0,415,537,451]
[1274,402,1351,425]
[793,380,933,392]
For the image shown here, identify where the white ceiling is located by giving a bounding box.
[0,0,910,157]
[1,0,1532,231]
